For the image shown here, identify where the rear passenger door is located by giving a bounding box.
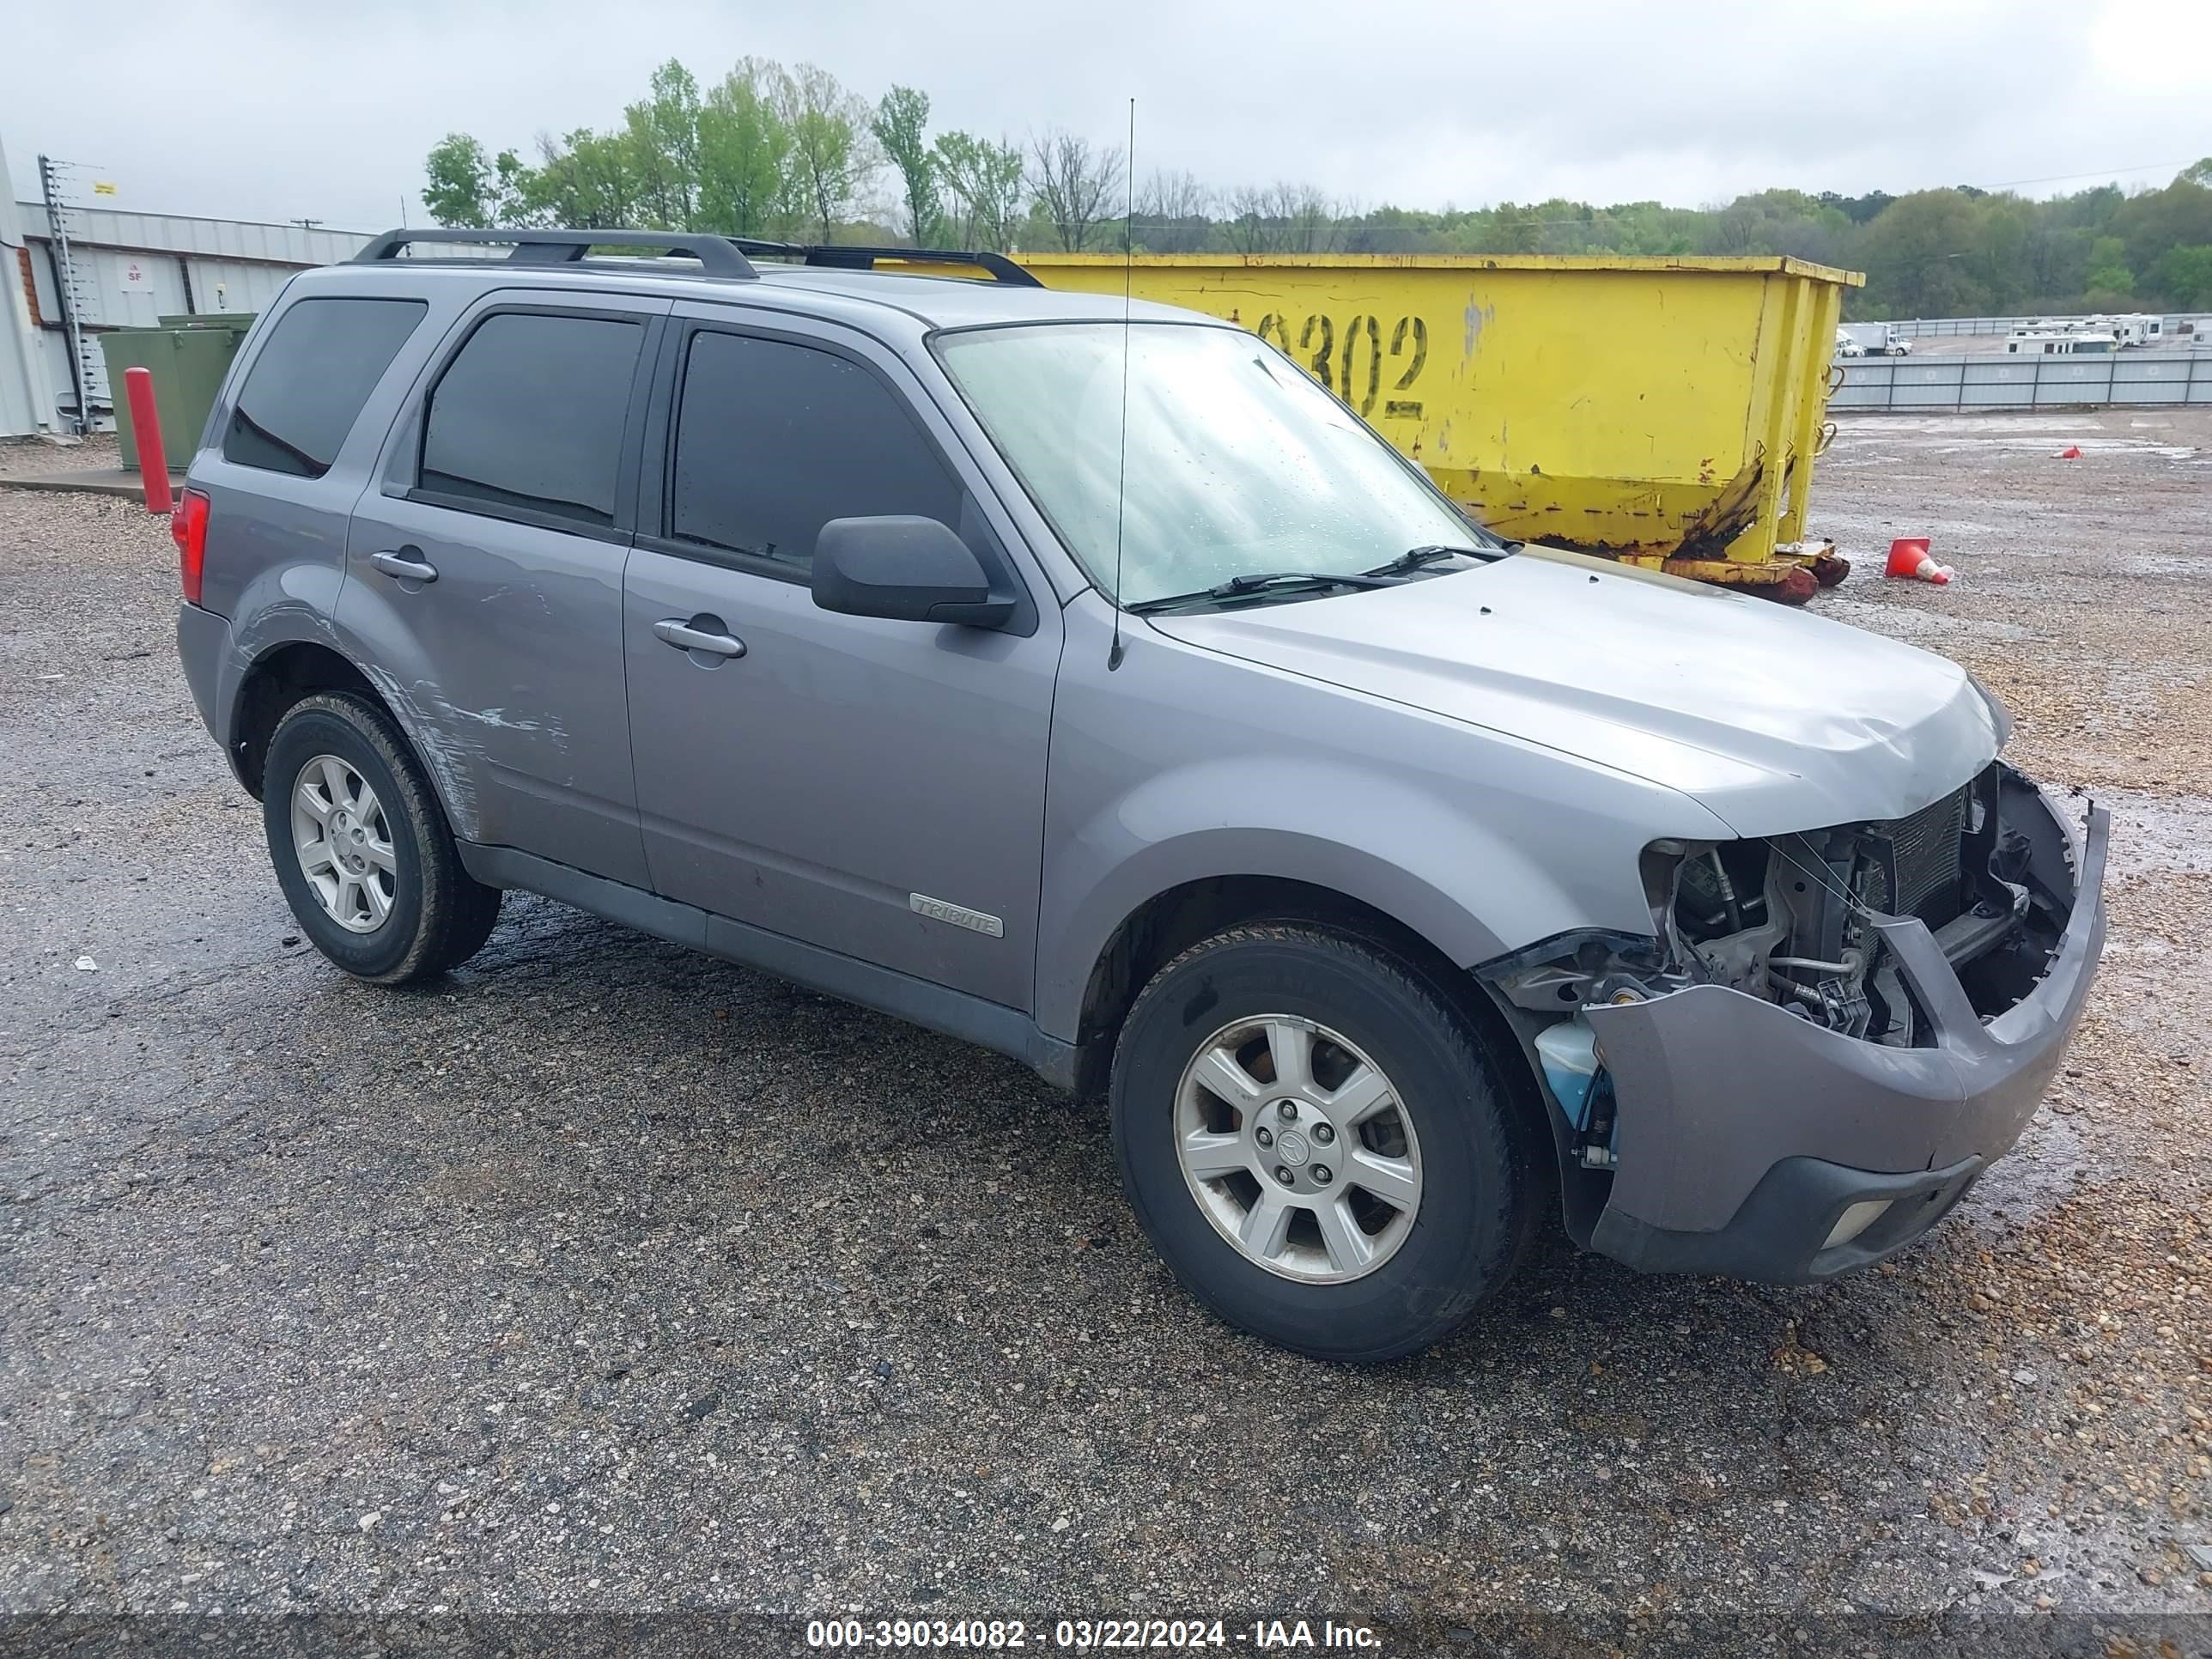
[343,293,666,887]
[622,312,1060,1011]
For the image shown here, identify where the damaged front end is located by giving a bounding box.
[1480,763,2108,1280]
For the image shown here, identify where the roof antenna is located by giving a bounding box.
[1107,97,1135,672]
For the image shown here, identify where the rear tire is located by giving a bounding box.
[1110,923,1539,1363]
[263,691,501,984]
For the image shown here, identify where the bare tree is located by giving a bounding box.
[1275,183,1339,253]
[1135,168,1212,253]
[1223,185,1269,255]
[1226,182,1340,254]
[1027,129,1124,252]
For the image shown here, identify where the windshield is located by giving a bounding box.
[934,322,1491,606]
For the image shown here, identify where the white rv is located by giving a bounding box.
[2081,314,2158,348]
[2003,331,2116,356]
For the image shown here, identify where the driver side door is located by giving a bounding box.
[621,312,1060,1011]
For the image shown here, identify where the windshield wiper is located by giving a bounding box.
[1125,570,1401,616]
[1359,543,1507,578]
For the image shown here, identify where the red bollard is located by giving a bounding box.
[123,365,173,515]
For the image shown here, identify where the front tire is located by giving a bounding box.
[263,691,501,984]
[1111,923,1538,1363]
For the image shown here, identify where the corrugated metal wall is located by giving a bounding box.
[1831,350,2212,410]
[15,204,372,425]
[1893,313,2209,338]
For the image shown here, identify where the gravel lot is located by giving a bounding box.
[3,412,2210,1655]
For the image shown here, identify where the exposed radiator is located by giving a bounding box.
[1875,786,1971,927]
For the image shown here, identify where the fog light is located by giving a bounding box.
[1822,1199,1893,1250]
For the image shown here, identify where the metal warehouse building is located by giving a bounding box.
[3,139,369,437]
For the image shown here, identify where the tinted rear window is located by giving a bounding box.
[670,331,961,569]
[222,297,426,478]
[418,313,644,530]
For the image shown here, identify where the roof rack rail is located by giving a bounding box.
[352,228,760,281]
[731,240,1041,288]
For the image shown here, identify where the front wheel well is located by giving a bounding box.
[1071,876,1534,1109]
[231,642,384,799]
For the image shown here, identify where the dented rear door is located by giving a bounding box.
[339,290,667,886]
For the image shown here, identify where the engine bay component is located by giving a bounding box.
[1491,763,2070,1054]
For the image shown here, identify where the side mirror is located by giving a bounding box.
[811,515,1015,629]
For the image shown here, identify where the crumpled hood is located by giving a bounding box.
[1146,546,2002,837]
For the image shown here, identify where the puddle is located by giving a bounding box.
[1813,595,2031,643]
[2129,554,2212,579]
[1966,1107,2096,1229]
[1832,416,2099,434]
[2104,661,2212,700]
[1817,452,1911,469]
[1915,438,2200,459]
[1811,513,2004,542]
[2092,791,2212,880]
[1826,418,2200,461]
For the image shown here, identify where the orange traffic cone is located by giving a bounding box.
[1884,538,1951,585]
[2058,445,2082,459]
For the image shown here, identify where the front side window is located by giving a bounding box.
[223,297,426,478]
[934,322,1489,605]
[420,312,645,528]
[669,331,963,571]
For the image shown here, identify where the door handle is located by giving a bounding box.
[371,549,439,583]
[653,617,747,659]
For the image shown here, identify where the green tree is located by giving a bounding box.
[934,131,1025,252]
[2112,173,2212,277]
[1854,190,1990,317]
[777,64,872,243]
[623,59,704,229]
[697,59,795,238]
[524,129,638,228]
[1472,201,1541,253]
[2151,246,2212,307]
[422,133,526,228]
[424,73,2212,318]
[2082,233,2133,301]
[871,86,939,245]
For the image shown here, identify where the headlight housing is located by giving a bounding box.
[1480,927,1691,1013]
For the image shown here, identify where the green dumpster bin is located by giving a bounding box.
[100,314,255,471]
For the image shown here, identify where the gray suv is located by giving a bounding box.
[174,228,2107,1362]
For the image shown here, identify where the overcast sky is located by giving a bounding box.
[5,0,2206,231]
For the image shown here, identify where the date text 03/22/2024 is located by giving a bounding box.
[804,1617,1385,1650]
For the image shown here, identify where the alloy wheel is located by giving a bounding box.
[1172,1014,1424,1283]
[290,754,396,933]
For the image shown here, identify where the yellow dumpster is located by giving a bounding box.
[1015,253,1863,600]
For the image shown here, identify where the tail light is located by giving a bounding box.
[173,488,210,606]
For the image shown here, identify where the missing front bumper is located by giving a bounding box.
[1579,787,2107,1279]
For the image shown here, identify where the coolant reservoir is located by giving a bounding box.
[1534,1018,1601,1128]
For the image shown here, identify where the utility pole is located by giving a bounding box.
[37,155,99,434]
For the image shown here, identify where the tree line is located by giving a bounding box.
[422,58,2212,318]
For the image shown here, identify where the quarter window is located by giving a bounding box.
[420,312,645,529]
[669,331,962,570]
[222,297,426,478]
